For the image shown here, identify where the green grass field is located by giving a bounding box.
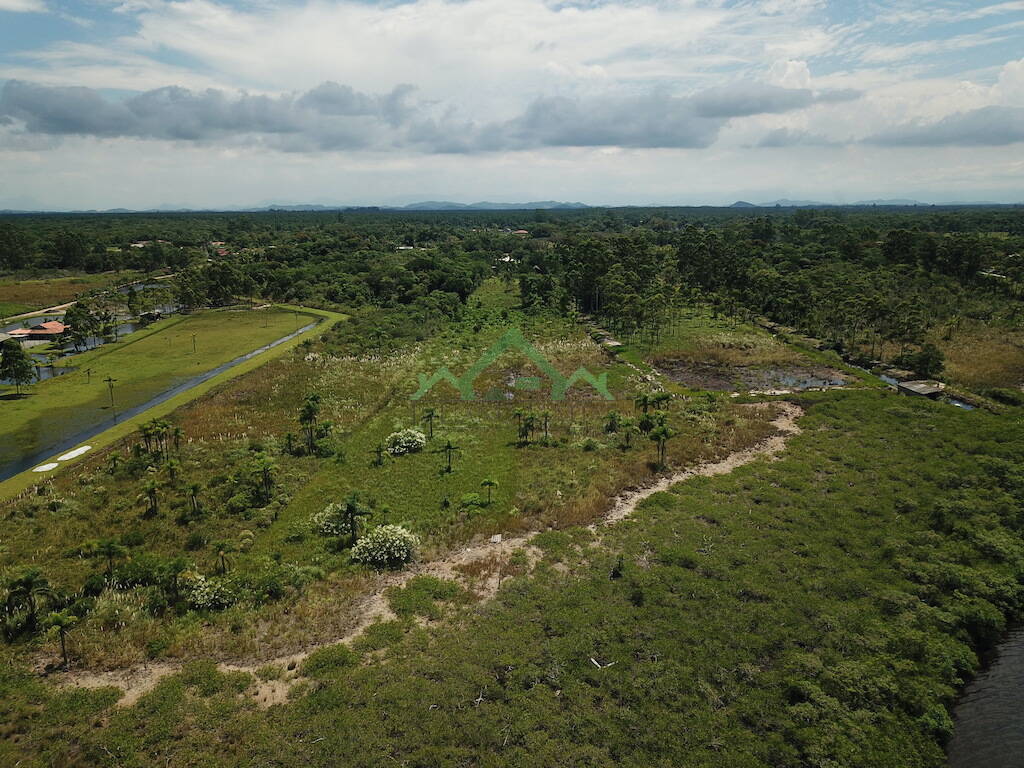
[0,300,33,317]
[0,308,309,473]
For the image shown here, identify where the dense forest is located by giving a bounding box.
[3,205,1022,388]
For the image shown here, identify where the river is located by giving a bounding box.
[947,627,1024,767]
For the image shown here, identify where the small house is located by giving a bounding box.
[8,320,68,341]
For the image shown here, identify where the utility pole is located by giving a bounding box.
[191,333,197,354]
[104,376,117,410]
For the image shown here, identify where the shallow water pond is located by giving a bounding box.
[656,360,851,392]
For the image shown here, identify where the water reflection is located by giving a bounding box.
[948,628,1024,768]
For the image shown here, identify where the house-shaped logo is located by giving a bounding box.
[411,328,613,401]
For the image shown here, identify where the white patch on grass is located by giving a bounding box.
[57,445,91,461]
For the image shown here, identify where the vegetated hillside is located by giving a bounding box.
[1,390,1021,767]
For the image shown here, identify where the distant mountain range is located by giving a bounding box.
[1,199,1019,214]
[731,198,1012,208]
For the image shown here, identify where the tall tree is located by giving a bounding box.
[1,339,35,395]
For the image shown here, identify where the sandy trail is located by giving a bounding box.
[61,401,802,708]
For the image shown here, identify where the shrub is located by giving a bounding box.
[351,525,419,568]
[90,590,145,631]
[300,644,359,678]
[387,576,464,619]
[385,428,427,456]
[311,503,347,537]
[180,571,237,611]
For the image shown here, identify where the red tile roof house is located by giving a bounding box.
[8,320,69,341]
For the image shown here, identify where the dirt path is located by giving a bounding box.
[61,401,803,708]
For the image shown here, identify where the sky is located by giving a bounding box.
[0,0,1022,209]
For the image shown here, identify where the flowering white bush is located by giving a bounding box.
[180,571,236,610]
[311,503,348,537]
[385,428,427,456]
[351,525,419,568]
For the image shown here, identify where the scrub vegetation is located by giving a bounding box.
[0,205,1021,767]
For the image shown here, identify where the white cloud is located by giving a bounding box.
[1,0,1023,206]
[0,0,46,12]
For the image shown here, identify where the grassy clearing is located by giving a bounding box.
[0,271,143,317]
[642,310,806,367]
[2,390,1021,767]
[0,280,778,670]
[932,322,1024,390]
[0,300,33,317]
[0,308,310,475]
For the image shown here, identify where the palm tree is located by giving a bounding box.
[618,417,636,449]
[139,421,155,453]
[251,454,277,500]
[340,492,372,545]
[604,410,622,434]
[633,393,653,415]
[651,391,671,410]
[480,478,498,505]
[214,541,234,575]
[165,458,181,483]
[513,409,525,433]
[540,411,552,442]
[45,611,77,669]
[434,440,461,473]
[140,480,159,518]
[5,569,56,630]
[421,408,437,440]
[171,425,185,453]
[649,424,675,467]
[187,482,202,516]
[91,539,127,581]
[519,413,537,445]
[299,393,322,454]
[152,419,171,458]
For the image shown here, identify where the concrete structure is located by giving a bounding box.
[897,380,944,399]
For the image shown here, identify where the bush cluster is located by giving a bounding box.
[385,428,427,456]
[351,525,419,568]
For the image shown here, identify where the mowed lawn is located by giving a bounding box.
[0,308,309,470]
[0,271,143,318]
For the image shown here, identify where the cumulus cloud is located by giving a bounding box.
[865,106,1024,146]
[0,79,858,153]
